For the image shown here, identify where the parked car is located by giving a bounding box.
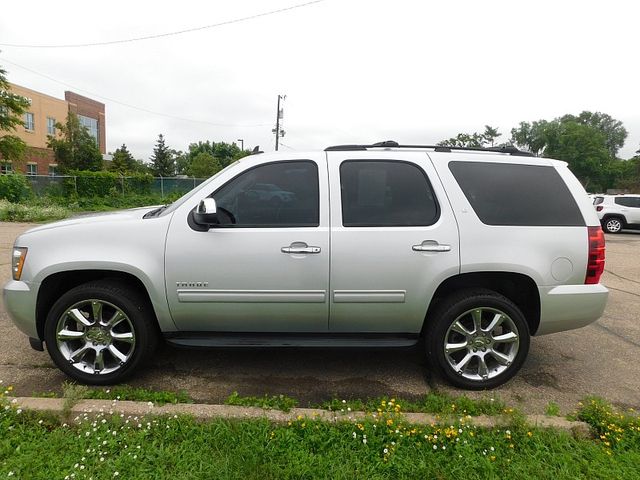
[593,194,640,233]
[3,141,608,389]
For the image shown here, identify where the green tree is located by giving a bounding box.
[110,143,136,173]
[187,152,221,178]
[150,134,175,177]
[559,111,627,158]
[0,66,30,164]
[542,121,611,191]
[438,126,501,148]
[178,141,249,174]
[47,112,103,172]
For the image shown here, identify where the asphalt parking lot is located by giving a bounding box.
[1,222,638,414]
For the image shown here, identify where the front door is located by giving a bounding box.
[327,151,460,333]
[165,154,330,332]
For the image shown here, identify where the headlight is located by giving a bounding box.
[12,247,28,281]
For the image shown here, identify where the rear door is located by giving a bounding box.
[327,151,460,333]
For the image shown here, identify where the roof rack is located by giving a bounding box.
[324,140,534,157]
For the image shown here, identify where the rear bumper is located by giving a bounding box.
[2,280,39,339]
[536,284,608,335]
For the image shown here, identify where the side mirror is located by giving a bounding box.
[193,198,218,227]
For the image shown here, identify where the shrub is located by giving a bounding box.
[0,174,32,202]
[65,171,154,197]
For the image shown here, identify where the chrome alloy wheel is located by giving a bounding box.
[55,299,136,375]
[443,307,520,381]
[605,218,622,233]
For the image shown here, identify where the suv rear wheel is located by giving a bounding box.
[602,216,624,234]
[425,289,530,389]
[44,280,158,385]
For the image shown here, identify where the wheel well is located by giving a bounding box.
[425,272,540,335]
[602,214,626,224]
[36,270,155,340]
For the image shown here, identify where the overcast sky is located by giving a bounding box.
[1,0,639,160]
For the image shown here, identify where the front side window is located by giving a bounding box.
[212,161,319,227]
[24,112,34,131]
[340,160,439,227]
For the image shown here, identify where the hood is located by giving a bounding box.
[23,206,161,235]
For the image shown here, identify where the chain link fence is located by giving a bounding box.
[26,175,207,199]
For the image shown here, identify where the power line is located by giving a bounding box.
[0,1,324,48]
[0,57,270,128]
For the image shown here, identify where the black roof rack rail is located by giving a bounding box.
[324,141,534,157]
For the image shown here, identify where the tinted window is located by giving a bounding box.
[449,161,584,226]
[615,197,640,208]
[340,160,439,227]
[593,196,604,205]
[213,161,319,227]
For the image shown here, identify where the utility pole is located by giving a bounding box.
[236,139,244,151]
[273,94,286,151]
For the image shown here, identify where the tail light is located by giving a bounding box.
[585,226,605,284]
[596,206,603,212]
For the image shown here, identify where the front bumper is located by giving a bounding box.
[2,280,39,339]
[537,283,609,335]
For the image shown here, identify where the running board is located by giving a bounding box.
[164,333,419,348]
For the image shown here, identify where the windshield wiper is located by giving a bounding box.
[143,204,171,219]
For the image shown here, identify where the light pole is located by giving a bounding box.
[273,94,286,151]
[237,139,244,151]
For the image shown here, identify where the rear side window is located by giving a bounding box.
[593,196,604,205]
[449,161,584,226]
[340,160,439,227]
[614,197,640,208]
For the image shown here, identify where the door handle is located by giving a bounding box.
[281,245,321,254]
[412,243,451,252]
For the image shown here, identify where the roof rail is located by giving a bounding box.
[324,141,534,157]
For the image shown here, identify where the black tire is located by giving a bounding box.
[44,280,158,385]
[602,216,624,234]
[425,289,530,390]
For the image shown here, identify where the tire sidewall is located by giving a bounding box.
[603,217,623,234]
[44,283,154,385]
[427,293,530,390]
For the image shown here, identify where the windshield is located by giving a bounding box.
[156,161,240,217]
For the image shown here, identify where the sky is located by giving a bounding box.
[1,0,639,160]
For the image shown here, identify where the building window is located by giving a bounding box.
[27,163,38,176]
[1,162,13,175]
[47,117,56,135]
[24,112,35,131]
[48,164,58,176]
[78,115,99,144]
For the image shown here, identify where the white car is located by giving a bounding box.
[4,141,609,389]
[593,194,640,233]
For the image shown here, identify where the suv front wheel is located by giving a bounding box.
[425,289,530,389]
[44,280,158,385]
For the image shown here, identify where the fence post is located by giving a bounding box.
[193,176,196,188]
[74,176,78,196]
[121,175,125,195]
[160,176,164,199]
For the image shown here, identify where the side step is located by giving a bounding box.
[164,333,420,348]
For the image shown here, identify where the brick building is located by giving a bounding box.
[0,83,106,176]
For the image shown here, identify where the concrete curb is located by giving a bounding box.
[11,397,591,438]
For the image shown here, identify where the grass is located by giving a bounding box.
[318,392,507,416]
[225,391,298,412]
[1,393,639,479]
[0,199,71,222]
[546,401,561,416]
[33,383,194,407]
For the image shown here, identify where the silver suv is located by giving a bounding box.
[593,194,640,233]
[3,142,609,389]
